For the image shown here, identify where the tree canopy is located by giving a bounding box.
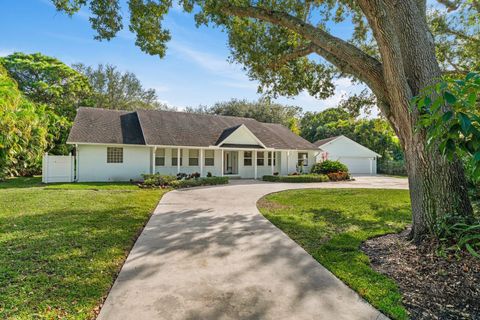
[1,52,91,121]
[0,65,54,179]
[1,53,90,155]
[73,63,168,111]
[187,98,301,133]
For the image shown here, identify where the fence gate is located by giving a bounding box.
[42,153,74,183]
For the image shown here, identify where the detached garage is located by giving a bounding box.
[314,135,380,174]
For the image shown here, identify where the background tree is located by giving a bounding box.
[186,98,302,133]
[1,53,91,155]
[0,65,54,179]
[50,0,479,241]
[428,1,480,75]
[73,63,169,111]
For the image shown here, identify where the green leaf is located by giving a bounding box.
[474,151,480,162]
[441,111,453,122]
[466,244,480,258]
[443,91,457,104]
[459,113,472,133]
[466,72,476,81]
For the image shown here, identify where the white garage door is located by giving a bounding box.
[337,157,373,174]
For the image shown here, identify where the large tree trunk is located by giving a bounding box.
[404,133,473,242]
[359,0,474,242]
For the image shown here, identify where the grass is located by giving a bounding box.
[257,188,411,320]
[0,177,168,319]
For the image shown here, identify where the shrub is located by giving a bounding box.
[327,171,349,181]
[263,174,329,183]
[378,160,407,176]
[311,160,348,174]
[170,176,229,189]
[141,174,229,189]
[435,213,480,259]
[142,174,176,187]
[207,172,212,178]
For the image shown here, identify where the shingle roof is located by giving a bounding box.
[313,136,340,147]
[68,107,318,150]
[67,108,145,145]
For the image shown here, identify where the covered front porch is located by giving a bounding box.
[149,146,316,179]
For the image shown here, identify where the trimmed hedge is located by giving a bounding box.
[263,174,329,183]
[169,176,229,189]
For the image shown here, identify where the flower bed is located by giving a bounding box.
[140,173,228,189]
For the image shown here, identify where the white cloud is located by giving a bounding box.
[168,41,257,88]
[152,85,170,93]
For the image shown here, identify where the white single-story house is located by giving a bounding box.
[67,108,321,182]
[314,135,381,174]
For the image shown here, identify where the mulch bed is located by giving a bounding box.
[361,229,480,320]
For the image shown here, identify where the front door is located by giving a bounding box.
[224,151,238,175]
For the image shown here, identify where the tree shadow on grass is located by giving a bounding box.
[0,205,153,319]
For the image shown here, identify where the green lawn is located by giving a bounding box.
[258,188,411,320]
[0,177,168,319]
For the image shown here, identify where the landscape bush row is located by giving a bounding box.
[263,160,350,183]
[140,172,228,189]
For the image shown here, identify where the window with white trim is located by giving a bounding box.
[172,149,183,166]
[268,151,276,166]
[107,147,123,163]
[155,148,165,166]
[205,150,215,166]
[244,151,252,166]
[298,152,308,166]
[257,151,265,166]
[189,149,199,166]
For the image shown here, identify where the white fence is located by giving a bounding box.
[42,153,74,183]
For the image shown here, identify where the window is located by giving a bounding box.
[155,148,165,166]
[107,147,123,163]
[172,149,183,166]
[298,152,308,166]
[244,151,252,166]
[205,150,215,166]
[189,149,199,166]
[257,151,265,166]
[268,151,276,166]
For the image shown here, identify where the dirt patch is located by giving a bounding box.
[257,198,291,210]
[361,229,480,320]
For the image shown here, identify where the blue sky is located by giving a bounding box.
[1,0,365,112]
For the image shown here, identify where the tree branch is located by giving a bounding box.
[268,43,316,69]
[436,0,460,11]
[219,3,386,101]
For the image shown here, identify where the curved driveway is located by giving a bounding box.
[98,176,408,320]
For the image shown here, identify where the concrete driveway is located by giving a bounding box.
[98,176,408,320]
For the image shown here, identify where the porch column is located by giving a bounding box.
[151,146,156,174]
[221,150,224,177]
[200,148,204,177]
[287,150,290,174]
[254,150,257,179]
[271,150,274,175]
[177,148,180,174]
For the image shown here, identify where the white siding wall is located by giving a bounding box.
[77,145,317,181]
[77,144,150,182]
